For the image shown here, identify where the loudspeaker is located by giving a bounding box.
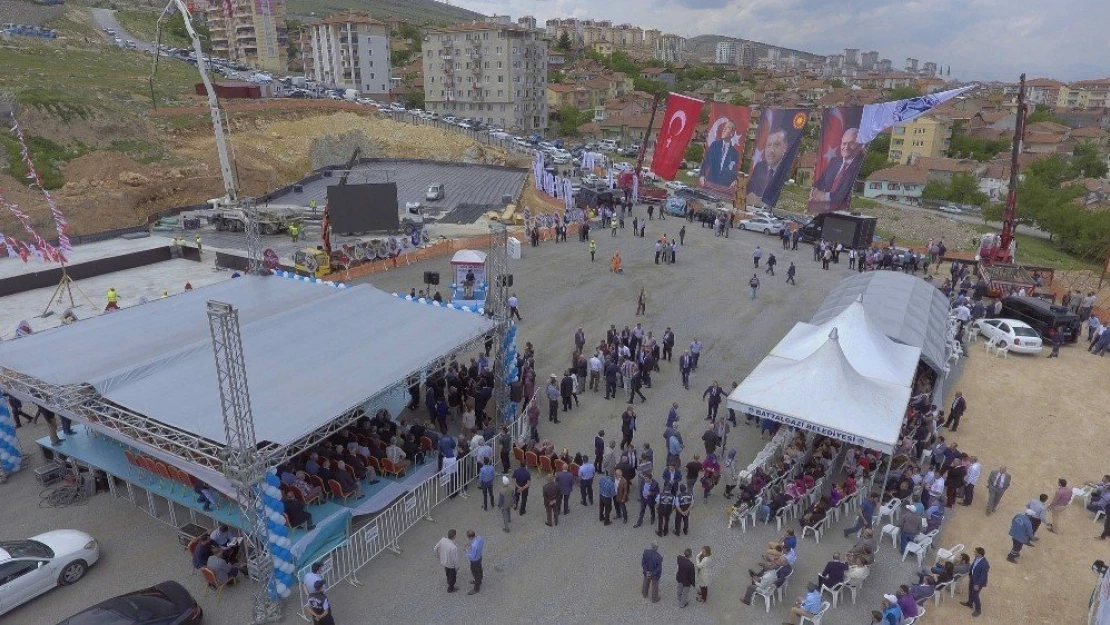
[424,271,440,285]
[500,275,514,287]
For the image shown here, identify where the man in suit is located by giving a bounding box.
[675,548,696,607]
[679,350,693,390]
[641,543,663,602]
[809,127,864,211]
[985,466,1011,515]
[961,546,990,617]
[817,552,849,590]
[943,391,967,431]
[700,120,740,187]
[746,128,795,207]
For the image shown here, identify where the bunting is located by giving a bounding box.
[9,114,70,253]
[0,192,60,263]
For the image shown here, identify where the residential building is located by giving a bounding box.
[205,0,288,72]
[517,15,537,31]
[591,41,614,56]
[1072,78,1110,109]
[303,13,390,98]
[422,22,548,133]
[843,48,859,66]
[716,40,739,65]
[642,29,661,51]
[614,24,643,47]
[888,115,952,164]
[1056,85,1090,109]
[979,160,1011,201]
[860,50,879,70]
[922,61,937,77]
[904,58,918,72]
[863,165,928,204]
[1022,78,1064,106]
[640,67,676,87]
[877,58,893,72]
[1070,126,1109,149]
[655,33,685,63]
[911,156,981,183]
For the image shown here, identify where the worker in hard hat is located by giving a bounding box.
[170,236,182,258]
[309,198,318,215]
[195,234,202,257]
[106,287,120,311]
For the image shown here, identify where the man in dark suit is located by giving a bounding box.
[700,120,740,187]
[679,351,693,390]
[961,546,990,617]
[676,548,696,607]
[746,128,796,207]
[641,543,663,602]
[817,552,849,589]
[809,128,864,211]
[283,491,315,530]
[944,392,968,431]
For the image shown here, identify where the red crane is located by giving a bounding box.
[980,73,1027,264]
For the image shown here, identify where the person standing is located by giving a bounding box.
[433,530,460,593]
[636,288,647,316]
[786,261,796,285]
[943,391,967,431]
[960,546,990,617]
[689,338,703,370]
[465,531,484,596]
[634,472,659,528]
[512,462,531,515]
[598,470,616,525]
[1047,478,1071,533]
[615,469,630,523]
[1026,493,1048,540]
[695,546,712,603]
[676,548,696,608]
[589,239,596,262]
[749,274,760,299]
[679,225,686,245]
[641,543,662,603]
[579,457,596,506]
[844,492,879,537]
[556,464,575,515]
[662,328,675,361]
[985,466,1011,515]
[702,381,723,421]
[546,375,560,423]
[675,484,693,536]
[679,350,693,390]
[752,246,762,268]
[497,476,512,532]
[1006,510,1034,563]
[194,233,202,257]
[507,294,523,320]
[543,474,561,527]
[964,456,982,506]
[307,579,335,625]
[656,487,675,536]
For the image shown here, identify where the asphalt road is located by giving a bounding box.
[89,8,156,53]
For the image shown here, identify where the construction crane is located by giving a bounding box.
[154,0,263,273]
[979,73,1027,265]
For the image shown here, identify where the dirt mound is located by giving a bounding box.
[63,152,148,190]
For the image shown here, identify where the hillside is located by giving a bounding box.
[285,0,484,23]
[686,34,826,63]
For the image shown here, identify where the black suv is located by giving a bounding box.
[1000,296,1081,343]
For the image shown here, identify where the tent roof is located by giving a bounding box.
[809,271,951,373]
[727,330,910,454]
[451,250,487,264]
[772,299,921,386]
[0,276,495,447]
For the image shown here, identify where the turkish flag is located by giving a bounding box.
[650,93,704,181]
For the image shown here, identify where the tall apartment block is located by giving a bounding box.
[303,13,391,98]
[205,0,288,72]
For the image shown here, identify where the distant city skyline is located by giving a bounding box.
[453,0,1109,82]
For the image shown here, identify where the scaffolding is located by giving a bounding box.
[486,223,512,422]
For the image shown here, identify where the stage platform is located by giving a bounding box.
[37,426,438,565]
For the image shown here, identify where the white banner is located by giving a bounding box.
[858,85,975,144]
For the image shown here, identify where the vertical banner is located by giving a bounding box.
[533,152,544,190]
[0,395,23,474]
[650,93,705,181]
[744,108,807,209]
[699,103,751,193]
[807,106,867,214]
[857,84,975,143]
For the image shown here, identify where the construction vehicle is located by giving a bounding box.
[208,200,300,235]
[293,246,331,279]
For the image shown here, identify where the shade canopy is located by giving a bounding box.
[0,276,495,447]
[450,249,487,265]
[809,271,951,373]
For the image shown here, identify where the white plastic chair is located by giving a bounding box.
[799,601,831,625]
[878,497,901,524]
[903,535,933,567]
[934,543,965,567]
[904,605,926,624]
[846,568,869,604]
[984,336,999,355]
[880,523,900,551]
[994,343,1010,358]
[821,581,846,608]
[933,582,950,606]
[754,583,777,612]
[802,518,825,544]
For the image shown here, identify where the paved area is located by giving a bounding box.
[0,213,925,624]
[89,8,155,52]
[267,160,528,224]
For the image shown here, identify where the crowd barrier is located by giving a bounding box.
[296,394,535,620]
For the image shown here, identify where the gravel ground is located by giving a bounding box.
[0,213,924,624]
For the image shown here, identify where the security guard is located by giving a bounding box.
[106,287,119,310]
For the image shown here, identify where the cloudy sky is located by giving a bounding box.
[452,0,1108,82]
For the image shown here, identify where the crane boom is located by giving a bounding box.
[164,0,238,203]
[998,73,1026,262]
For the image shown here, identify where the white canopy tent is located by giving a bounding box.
[727,300,920,454]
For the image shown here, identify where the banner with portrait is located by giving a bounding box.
[807,106,867,215]
[698,103,751,195]
[744,108,807,209]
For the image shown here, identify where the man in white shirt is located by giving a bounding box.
[507,294,522,320]
[301,561,325,596]
[588,354,603,392]
[434,529,460,593]
[963,456,982,506]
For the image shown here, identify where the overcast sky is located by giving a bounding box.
[452,0,1108,82]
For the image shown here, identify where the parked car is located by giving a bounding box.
[0,530,100,616]
[686,168,701,177]
[425,184,445,201]
[737,216,785,235]
[938,205,963,214]
[581,174,601,186]
[1000,296,1081,343]
[664,181,689,191]
[56,581,202,625]
[973,318,1043,354]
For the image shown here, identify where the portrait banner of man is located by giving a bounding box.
[699,103,751,194]
[744,108,807,209]
[807,106,867,214]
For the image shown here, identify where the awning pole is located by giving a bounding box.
[879,453,893,498]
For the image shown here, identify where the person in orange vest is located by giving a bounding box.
[611,252,622,274]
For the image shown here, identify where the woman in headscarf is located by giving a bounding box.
[722,449,740,498]
[700,453,720,501]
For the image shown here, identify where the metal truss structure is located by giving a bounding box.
[244,201,263,275]
[486,223,512,423]
[206,300,280,623]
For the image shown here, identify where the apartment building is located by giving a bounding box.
[303,13,390,98]
[860,50,879,70]
[422,23,548,132]
[655,33,685,63]
[888,115,952,164]
[716,40,738,65]
[205,0,288,71]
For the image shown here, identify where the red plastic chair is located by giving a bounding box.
[539,455,553,475]
[525,451,539,471]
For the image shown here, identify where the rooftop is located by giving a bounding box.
[913,156,979,173]
[867,165,928,185]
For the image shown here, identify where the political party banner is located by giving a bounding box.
[857,84,974,144]
[699,103,751,193]
[744,108,808,209]
[807,106,867,214]
[650,93,705,181]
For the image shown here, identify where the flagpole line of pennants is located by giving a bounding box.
[0,112,73,264]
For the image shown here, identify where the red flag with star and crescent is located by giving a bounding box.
[650,93,705,181]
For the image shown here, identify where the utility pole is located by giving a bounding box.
[207,300,281,623]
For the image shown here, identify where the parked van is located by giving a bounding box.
[598,139,618,151]
[1000,296,1081,343]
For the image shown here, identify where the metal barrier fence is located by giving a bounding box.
[295,394,534,620]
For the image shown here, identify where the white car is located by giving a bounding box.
[938,205,963,214]
[664,181,689,191]
[581,174,601,186]
[0,530,99,616]
[686,168,701,177]
[974,318,1043,354]
[738,216,785,235]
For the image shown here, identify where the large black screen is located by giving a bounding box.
[327,183,399,233]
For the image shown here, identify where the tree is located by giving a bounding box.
[168,11,211,52]
[557,32,571,51]
[921,180,949,202]
[947,172,988,206]
[730,94,751,106]
[556,105,590,136]
[887,86,923,100]
[391,49,414,67]
[1071,142,1109,179]
[825,78,846,88]
[948,128,1009,161]
[684,143,704,165]
[859,134,891,179]
[403,91,425,110]
[633,77,667,96]
[1026,104,1065,125]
